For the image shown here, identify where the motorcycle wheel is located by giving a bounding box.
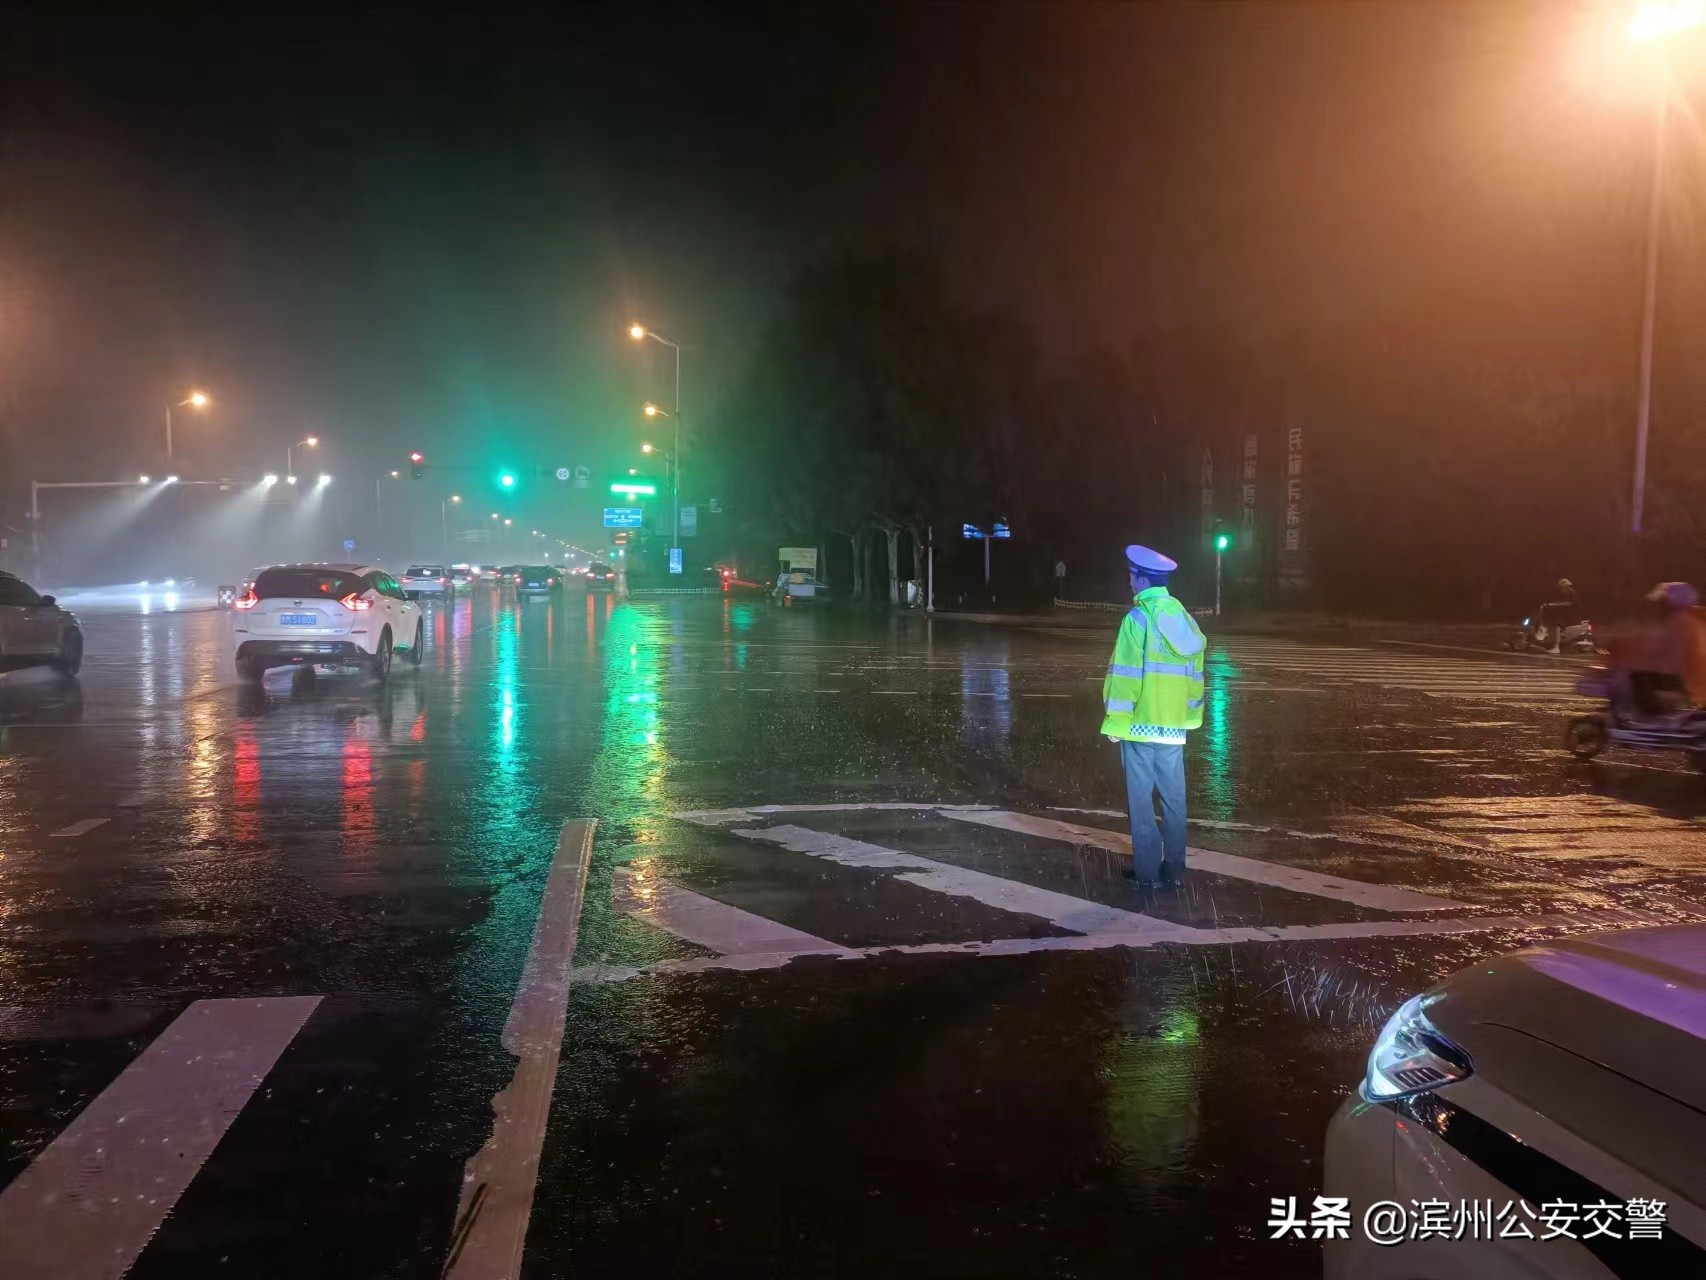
[1566,716,1608,761]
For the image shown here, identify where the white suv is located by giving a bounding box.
[400,564,452,599]
[232,563,423,681]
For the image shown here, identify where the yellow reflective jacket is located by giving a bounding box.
[1100,587,1207,743]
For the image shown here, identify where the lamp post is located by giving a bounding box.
[1626,0,1703,534]
[442,494,461,550]
[286,435,318,483]
[376,469,400,520]
[629,324,683,567]
[640,438,675,515]
[164,390,210,466]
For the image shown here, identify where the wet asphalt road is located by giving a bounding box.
[2,585,1705,1279]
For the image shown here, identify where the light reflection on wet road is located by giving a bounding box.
[1,586,1704,1277]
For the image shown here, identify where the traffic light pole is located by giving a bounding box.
[1215,547,1223,617]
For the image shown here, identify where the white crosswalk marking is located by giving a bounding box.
[1211,637,1589,706]
[0,996,321,1280]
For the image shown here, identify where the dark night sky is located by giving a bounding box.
[1,1,1696,546]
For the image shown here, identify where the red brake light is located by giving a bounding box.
[340,592,373,611]
[234,590,258,610]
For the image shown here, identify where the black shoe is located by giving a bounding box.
[1158,864,1185,889]
[1122,867,1160,889]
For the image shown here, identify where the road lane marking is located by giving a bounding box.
[569,906,1666,982]
[945,810,1466,912]
[0,995,321,1280]
[727,824,1202,940]
[1374,639,1588,663]
[614,867,845,956]
[445,817,597,1280]
[49,818,110,838]
[675,803,994,827]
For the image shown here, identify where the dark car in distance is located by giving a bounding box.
[517,566,563,597]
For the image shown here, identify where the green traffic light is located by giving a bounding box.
[1214,534,1231,551]
[500,473,516,488]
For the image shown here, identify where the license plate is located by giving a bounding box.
[280,613,317,626]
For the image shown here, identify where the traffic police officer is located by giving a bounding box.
[1101,545,1207,888]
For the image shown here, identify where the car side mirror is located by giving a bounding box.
[38,595,56,608]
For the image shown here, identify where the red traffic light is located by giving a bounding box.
[408,451,424,464]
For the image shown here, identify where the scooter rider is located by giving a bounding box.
[1538,578,1582,654]
[1609,582,1706,718]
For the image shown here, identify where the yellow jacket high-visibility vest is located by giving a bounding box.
[1100,586,1207,743]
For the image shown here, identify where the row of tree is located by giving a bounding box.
[698,252,1704,615]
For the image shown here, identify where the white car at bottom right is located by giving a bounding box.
[1325,923,1706,1279]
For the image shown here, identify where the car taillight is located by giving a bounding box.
[234,590,258,610]
[340,592,373,611]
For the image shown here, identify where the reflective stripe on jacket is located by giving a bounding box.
[1100,586,1207,743]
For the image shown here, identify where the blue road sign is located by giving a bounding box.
[669,547,683,575]
[603,507,643,528]
[992,521,1012,539]
[962,523,985,540]
[343,538,357,553]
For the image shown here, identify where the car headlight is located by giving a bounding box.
[1361,994,1473,1100]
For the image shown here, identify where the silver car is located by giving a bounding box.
[0,572,83,675]
[1324,923,1706,1277]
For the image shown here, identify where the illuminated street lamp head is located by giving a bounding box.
[286,475,298,485]
[451,494,462,503]
[262,473,279,486]
[628,323,646,341]
[165,474,180,484]
[503,518,512,526]
[304,435,319,448]
[138,474,151,485]
[390,469,400,478]
[185,391,210,409]
[643,402,661,417]
[641,442,655,453]
[1629,0,1705,40]
[491,512,499,520]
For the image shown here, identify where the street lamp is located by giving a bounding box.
[287,435,319,480]
[628,323,684,562]
[376,467,402,520]
[164,390,211,465]
[1626,0,1703,534]
[138,474,151,485]
[442,493,461,550]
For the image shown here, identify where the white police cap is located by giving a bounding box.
[1125,545,1177,574]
